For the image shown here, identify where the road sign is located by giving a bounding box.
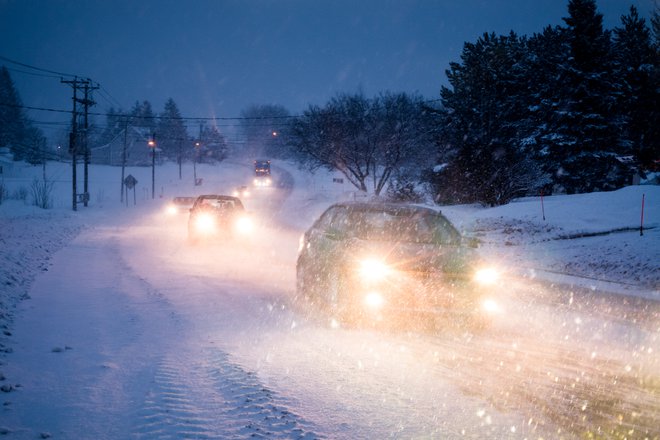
[124,174,138,189]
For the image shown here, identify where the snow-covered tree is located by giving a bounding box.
[198,124,228,163]
[239,104,290,159]
[289,92,433,196]
[551,0,624,193]
[613,6,658,171]
[437,32,547,206]
[0,66,47,164]
[129,100,156,133]
[157,98,188,161]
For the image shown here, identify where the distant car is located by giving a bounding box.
[187,195,253,244]
[164,196,196,215]
[232,185,250,198]
[253,159,272,187]
[296,202,501,329]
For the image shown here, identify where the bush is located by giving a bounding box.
[13,186,28,201]
[30,178,54,209]
[385,175,426,203]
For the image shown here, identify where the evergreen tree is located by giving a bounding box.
[524,25,571,189]
[652,6,660,51]
[0,66,48,163]
[554,0,623,193]
[97,106,128,147]
[0,66,28,160]
[613,6,659,170]
[156,98,188,160]
[199,125,228,163]
[438,32,546,206]
[129,100,156,133]
[239,104,290,159]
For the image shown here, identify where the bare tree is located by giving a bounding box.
[288,92,433,196]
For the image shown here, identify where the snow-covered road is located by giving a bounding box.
[1,161,658,439]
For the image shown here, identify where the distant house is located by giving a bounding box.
[0,147,15,177]
[91,127,162,166]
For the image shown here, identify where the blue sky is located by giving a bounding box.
[0,0,655,139]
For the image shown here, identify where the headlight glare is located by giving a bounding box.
[482,298,501,314]
[358,259,391,282]
[474,267,500,285]
[195,213,216,233]
[235,216,253,234]
[364,292,385,309]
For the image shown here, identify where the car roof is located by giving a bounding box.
[327,201,442,216]
[196,194,241,202]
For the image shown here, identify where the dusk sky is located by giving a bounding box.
[0,0,655,141]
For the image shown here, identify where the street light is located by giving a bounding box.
[193,140,201,186]
[148,134,156,199]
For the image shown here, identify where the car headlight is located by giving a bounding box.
[234,216,253,234]
[358,259,392,282]
[165,205,177,215]
[194,213,216,233]
[363,291,386,309]
[474,267,500,285]
[481,298,501,314]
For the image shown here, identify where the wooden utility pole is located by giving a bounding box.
[80,80,99,207]
[120,117,129,203]
[61,77,97,210]
[61,77,80,211]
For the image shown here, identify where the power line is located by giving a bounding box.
[0,101,301,121]
[2,56,444,128]
[0,54,79,78]
[3,66,61,80]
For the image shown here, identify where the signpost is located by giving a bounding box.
[124,174,138,206]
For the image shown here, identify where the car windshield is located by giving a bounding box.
[338,208,461,245]
[174,197,194,204]
[199,199,238,210]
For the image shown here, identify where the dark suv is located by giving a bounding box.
[296,202,500,329]
[187,195,253,244]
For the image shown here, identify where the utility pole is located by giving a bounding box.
[80,80,99,207]
[61,77,80,211]
[61,77,97,210]
[120,116,129,203]
[148,134,156,199]
[194,123,203,186]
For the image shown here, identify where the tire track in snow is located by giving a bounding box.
[133,358,219,439]
[132,347,322,439]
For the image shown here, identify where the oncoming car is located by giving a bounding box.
[232,185,250,198]
[187,195,253,244]
[164,196,196,215]
[296,202,501,329]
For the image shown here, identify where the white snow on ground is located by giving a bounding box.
[0,159,658,439]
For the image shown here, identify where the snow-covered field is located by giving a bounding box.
[0,159,658,439]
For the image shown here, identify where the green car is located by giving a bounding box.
[296,202,501,329]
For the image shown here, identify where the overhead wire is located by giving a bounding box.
[0,54,79,79]
[2,55,444,144]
